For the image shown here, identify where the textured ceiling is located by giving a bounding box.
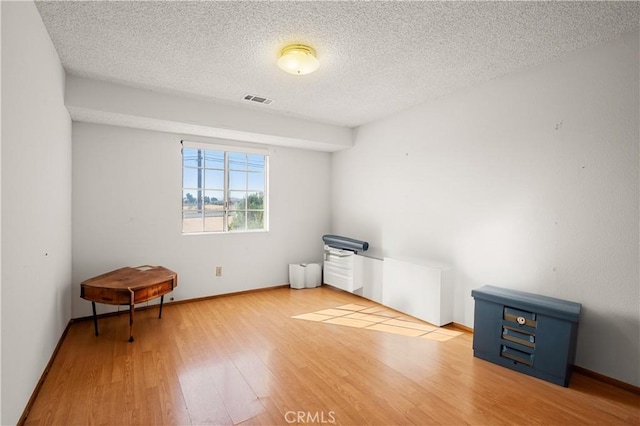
[35,1,639,128]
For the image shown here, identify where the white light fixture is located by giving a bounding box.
[277,44,319,76]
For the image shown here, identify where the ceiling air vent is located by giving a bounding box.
[242,94,275,105]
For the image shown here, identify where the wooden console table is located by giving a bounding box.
[80,265,178,342]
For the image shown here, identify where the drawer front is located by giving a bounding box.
[502,326,535,348]
[504,307,537,328]
[324,262,353,278]
[324,250,354,269]
[324,264,353,289]
[133,280,174,304]
[81,285,130,305]
[324,249,354,291]
[501,345,534,366]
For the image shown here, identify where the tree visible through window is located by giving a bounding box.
[182,143,268,233]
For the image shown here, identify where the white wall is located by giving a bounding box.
[1,2,72,424]
[72,122,331,318]
[0,1,2,422]
[66,75,353,152]
[331,32,639,386]
[0,0,3,419]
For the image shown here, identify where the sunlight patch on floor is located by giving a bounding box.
[292,303,463,341]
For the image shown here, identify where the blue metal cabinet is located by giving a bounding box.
[471,285,581,387]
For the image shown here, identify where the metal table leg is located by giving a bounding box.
[92,301,99,336]
[159,295,165,318]
[128,288,135,342]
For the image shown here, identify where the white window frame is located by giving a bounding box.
[181,140,269,234]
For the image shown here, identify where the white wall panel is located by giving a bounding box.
[382,258,453,326]
[353,256,384,303]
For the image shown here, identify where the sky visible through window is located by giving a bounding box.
[182,149,265,195]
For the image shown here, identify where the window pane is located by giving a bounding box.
[183,148,201,168]
[248,154,264,172]
[229,152,247,171]
[229,171,247,190]
[247,211,264,230]
[247,172,264,191]
[183,190,203,208]
[204,169,224,190]
[204,211,224,232]
[228,191,246,210]
[204,190,224,209]
[182,210,203,233]
[204,150,224,169]
[228,211,246,231]
[246,192,264,210]
[183,167,201,189]
[182,145,267,234]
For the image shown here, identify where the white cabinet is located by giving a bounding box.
[353,255,384,303]
[382,257,453,326]
[323,246,383,297]
[323,247,359,292]
[323,249,452,326]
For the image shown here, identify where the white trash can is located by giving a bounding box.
[289,264,306,289]
[304,263,322,288]
[289,263,322,289]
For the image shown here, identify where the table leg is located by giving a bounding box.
[159,295,165,319]
[129,304,134,342]
[92,301,99,336]
[128,288,135,342]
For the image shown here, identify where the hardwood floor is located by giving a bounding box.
[24,286,639,425]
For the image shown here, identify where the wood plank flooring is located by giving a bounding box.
[24,286,639,425]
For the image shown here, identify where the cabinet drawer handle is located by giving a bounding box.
[517,316,526,325]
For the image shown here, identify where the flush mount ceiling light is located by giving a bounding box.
[277,44,319,76]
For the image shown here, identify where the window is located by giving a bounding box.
[182,141,268,233]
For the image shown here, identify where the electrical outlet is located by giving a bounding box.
[215,266,222,277]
